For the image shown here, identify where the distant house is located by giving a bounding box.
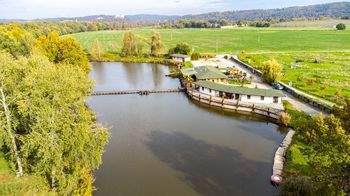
[195,80,285,104]
[182,66,228,84]
[171,54,191,63]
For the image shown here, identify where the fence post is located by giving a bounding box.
[210,96,212,105]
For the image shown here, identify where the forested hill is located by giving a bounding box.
[36,14,180,23]
[1,2,349,23]
[182,2,350,21]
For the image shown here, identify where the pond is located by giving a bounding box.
[89,62,286,196]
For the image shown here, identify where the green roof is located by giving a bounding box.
[194,66,228,80]
[195,81,285,97]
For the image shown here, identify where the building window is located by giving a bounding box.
[247,95,251,99]
[201,87,204,91]
[273,97,278,103]
[209,89,212,93]
[261,96,265,101]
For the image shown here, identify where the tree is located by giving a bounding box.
[333,97,350,133]
[91,40,102,61]
[0,28,35,57]
[36,32,90,73]
[296,114,350,191]
[0,52,109,194]
[336,23,346,30]
[150,31,163,56]
[121,32,137,56]
[261,59,282,83]
[168,43,191,55]
[0,87,23,177]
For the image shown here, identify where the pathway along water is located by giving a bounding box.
[88,62,288,196]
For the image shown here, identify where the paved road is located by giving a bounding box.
[217,55,323,116]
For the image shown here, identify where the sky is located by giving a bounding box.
[0,0,347,19]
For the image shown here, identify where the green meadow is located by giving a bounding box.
[71,28,350,104]
[71,27,350,54]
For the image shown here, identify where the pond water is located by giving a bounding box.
[89,62,286,196]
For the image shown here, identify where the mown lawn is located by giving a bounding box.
[0,152,53,196]
[239,52,350,104]
[70,27,350,54]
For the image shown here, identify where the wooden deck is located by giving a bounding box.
[91,88,185,96]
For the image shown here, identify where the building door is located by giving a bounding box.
[219,91,223,97]
[273,97,278,103]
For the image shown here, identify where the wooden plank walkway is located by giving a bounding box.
[91,88,185,96]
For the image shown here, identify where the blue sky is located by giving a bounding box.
[0,0,346,19]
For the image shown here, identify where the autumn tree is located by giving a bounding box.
[333,97,350,133]
[0,52,109,194]
[0,28,35,57]
[91,39,103,61]
[36,32,90,73]
[150,31,163,56]
[121,32,137,56]
[261,59,282,83]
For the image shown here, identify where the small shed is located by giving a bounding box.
[171,54,191,63]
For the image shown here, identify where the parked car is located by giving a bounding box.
[272,83,284,90]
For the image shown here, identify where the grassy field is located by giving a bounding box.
[0,152,53,195]
[71,27,350,54]
[239,52,350,104]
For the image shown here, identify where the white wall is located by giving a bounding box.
[199,87,217,96]
[198,86,282,104]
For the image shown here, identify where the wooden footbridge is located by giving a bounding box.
[92,88,185,96]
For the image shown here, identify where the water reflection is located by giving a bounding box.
[145,131,278,196]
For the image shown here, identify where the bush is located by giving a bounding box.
[280,112,291,126]
[280,176,316,196]
[336,23,346,30]
[191,52,200,60]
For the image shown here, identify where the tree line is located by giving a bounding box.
[0,22,109,194]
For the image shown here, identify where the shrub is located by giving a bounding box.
[336,23,346,30]
[295,59,304,63]
[191,52,200,60]
[280,112,291,126]
[320,85,326,90]
[297,75,304,81]
[306,79,314,86]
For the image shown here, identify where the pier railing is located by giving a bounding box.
[92,88,185,96]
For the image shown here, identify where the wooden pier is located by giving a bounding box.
[92,88,185,96]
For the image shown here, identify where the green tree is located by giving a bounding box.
[121,32,137,56]
[336,23,346,30]
[150,31,163,56]
[261,59,282,83]
[0,52,109,194]
[168,43,191,55]
[36,32,90,73]
[296,114,350,192]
